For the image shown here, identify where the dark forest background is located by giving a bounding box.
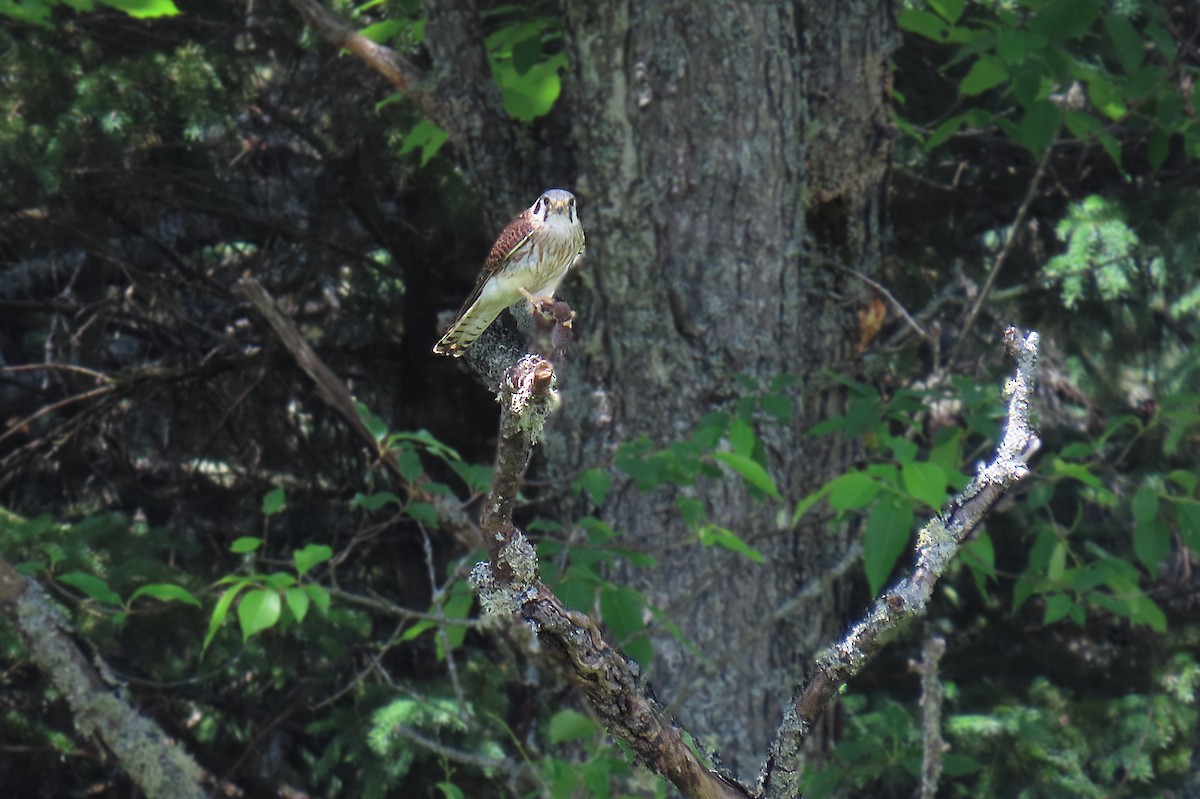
[1,0,1198,797]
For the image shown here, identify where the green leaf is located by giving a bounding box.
[1131,485,1159,525]
[350,491,401,511]
[435,586,475,659]
[901,461,948,509]
[359,20,403,44]
[400,619,435,643]
[959,57,1007,96]
[100,0,180,19]
[1043,592,1073,624]
[697,525,764,563]
[1145,21,1177,62]
[1134,516,1169,574]
[576,468,612,507]
[828,472,880,511]
[237,589,282,640]
[548,709,598,744]
[1087,77,1127,121]
[397,446,423,483]
[1104,13,1144,73]
[1176,502,1200,552]
[1017,100,1060,155]
[262,486,286,516]
[762,392,794,422]
[59,572,122,606]
[263,572,296,590]
[599,586,645,645]
[676,495,707,528]
[496,53,565,121]
[712,452,781,499]
[863,497,914,595]
[1029,0,1101,42]
[435,783,465,799]
[203,582,249,653]
[1128,594,1166,632]
[1166,470,1199,494]
[230,536,263,554]
[129,583,201,608]
[304,583,331,615]
[792,484,831,524]
[1047,541,1067,582]
[405,501,439,525]
[897,9,953,41]
[728,416,756,457]
[448,460,493,492]
[2,0,56,25]
[885,435,918,465]
[285,587,310,622]
[1147,127,1169,171]
[928,0,964,24]
[355,402,389,444]
[925,113,968,150]
[294,544,333,577]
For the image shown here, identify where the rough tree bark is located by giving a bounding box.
[548,0,895,773]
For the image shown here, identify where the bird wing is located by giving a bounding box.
[451,210,536,319]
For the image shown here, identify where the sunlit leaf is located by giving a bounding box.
[548,709,597,744]
[129,583,201,608]
[294,543,332,577]
[712,452,781,499]
[262,486,286,516]
[100,0,180,19]
[237,589,281,639]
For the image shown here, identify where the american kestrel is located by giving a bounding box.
[434,189,585,356]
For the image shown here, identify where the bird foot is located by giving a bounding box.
[518,288,576,355]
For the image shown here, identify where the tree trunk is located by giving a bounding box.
[548,0,894,775]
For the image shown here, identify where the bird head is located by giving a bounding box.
[533,189,578,224]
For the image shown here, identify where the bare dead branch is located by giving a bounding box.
[287,0,424,93]
[759,327,1040,799]
[911,635,949,799]
[236,277,480,551]
[948,144,1054,366]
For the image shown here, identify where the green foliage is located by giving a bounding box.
[0,0,179,27]
[811,653,1198,798]
[363,0,567,166]
[898,0,1200,165]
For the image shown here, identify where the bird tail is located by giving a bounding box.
[432,305,501,357]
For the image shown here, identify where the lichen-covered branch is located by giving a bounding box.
[463,333,753,799]
[0,555,209,799]
[759,327,1040,799]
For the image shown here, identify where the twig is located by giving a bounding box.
[949,143,1054,365]
[759,327,1040,799]
[0,363,113,384]
[840,266,931,343]
[0,384,115,448]
[911,635,949,799]
[387,722,511,771]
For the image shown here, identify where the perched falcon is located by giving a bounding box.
[433,189,585,356]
